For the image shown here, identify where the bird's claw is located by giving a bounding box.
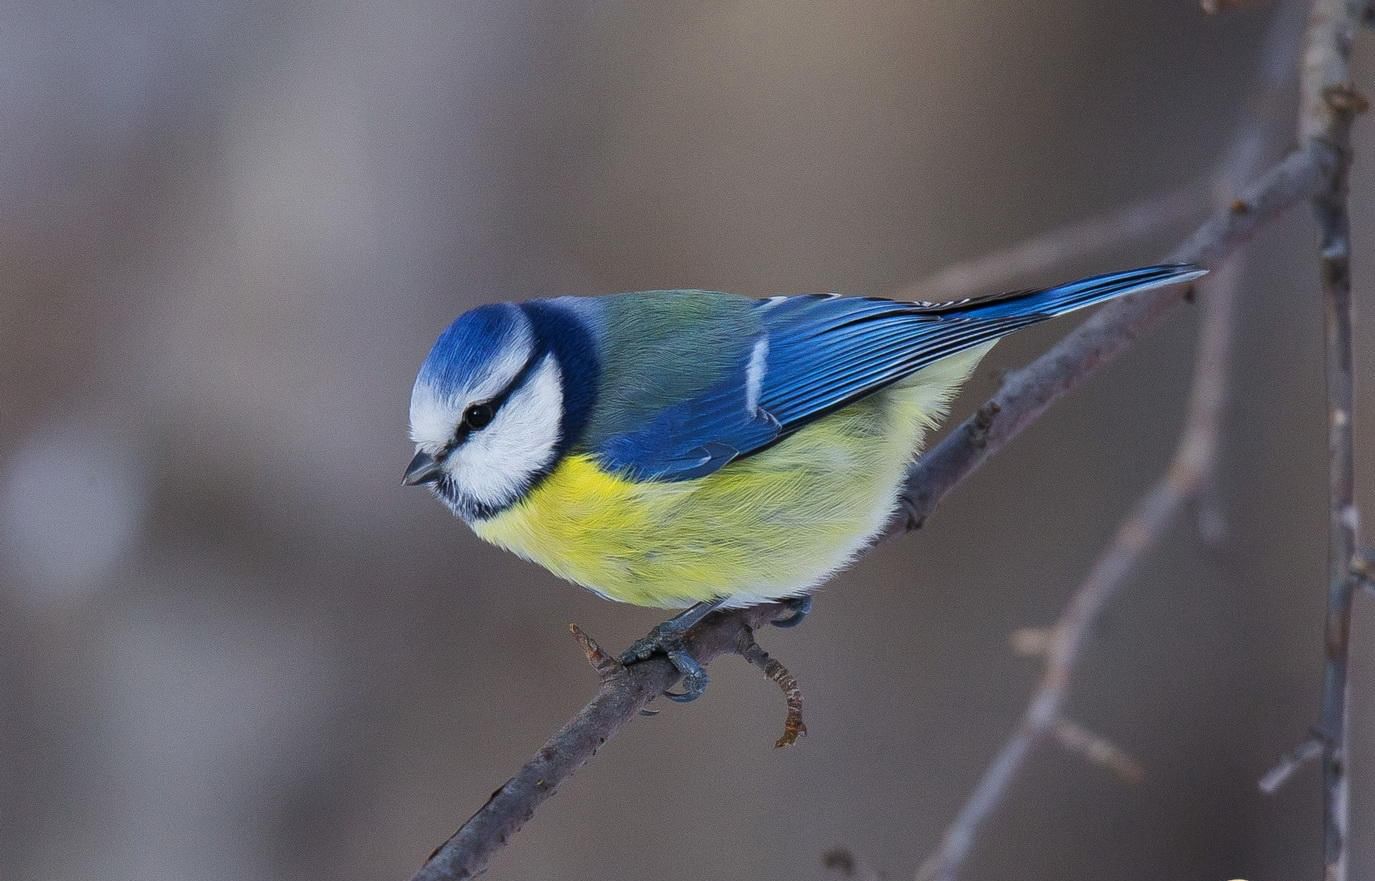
[662,648,710,702]
[620,621,712,703]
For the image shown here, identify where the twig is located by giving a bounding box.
[893,185,1202,303]
[894,147,1318,534]
[410,603,783,881]
[735,626,808,748]
[1260,733,1325,793]
[569,624,620,678]
[1300,4,1367,879]
[1052,718,1146,785]
[405,8,1351,878]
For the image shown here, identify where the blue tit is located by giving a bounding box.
[404,264,1204,699]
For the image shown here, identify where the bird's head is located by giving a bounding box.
[404,303,572,521]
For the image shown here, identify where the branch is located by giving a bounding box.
[894,147,1317,534]
[410,605,783,881]
[1300,4,1367,880]
[406,9,1352,878]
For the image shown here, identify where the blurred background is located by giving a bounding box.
[2,1,1373,879]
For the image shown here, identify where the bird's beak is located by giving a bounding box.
[402,451,443,486]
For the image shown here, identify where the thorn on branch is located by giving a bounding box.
[569,624,622,680]
[1259,734,1325,794]
[735,626,807,748]
[1052,718,1145,784]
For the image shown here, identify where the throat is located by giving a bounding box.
[432,458,561,523]
[433,476,510,522]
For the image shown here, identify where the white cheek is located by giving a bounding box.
[448,355,563,508]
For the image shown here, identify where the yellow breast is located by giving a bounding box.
[471,345,991,607]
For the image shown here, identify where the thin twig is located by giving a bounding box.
[1051,718,1146,785]
[405,10,1352,878]
[1260,734,1325,793]
[735,626,808,748]
[569,624,620,679]
[1300,3,1367,879]
[894,185,1202,303]
[894,146,1319,534]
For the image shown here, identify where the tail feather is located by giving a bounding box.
[924,263,1208,321]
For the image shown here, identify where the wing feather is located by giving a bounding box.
[593,264,1203,481]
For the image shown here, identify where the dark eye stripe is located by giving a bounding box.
[448,347,546,449]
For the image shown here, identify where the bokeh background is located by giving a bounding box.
[3,2,1373,879]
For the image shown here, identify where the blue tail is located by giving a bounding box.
[940,263,1207,321]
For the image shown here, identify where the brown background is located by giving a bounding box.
[2,2,1373,880]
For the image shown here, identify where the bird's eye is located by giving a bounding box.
[462,402,495,431]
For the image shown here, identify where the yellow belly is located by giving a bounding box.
[472,345,990,607]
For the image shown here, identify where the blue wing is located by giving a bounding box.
[595,264,1204,481]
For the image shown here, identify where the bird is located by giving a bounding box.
[403,263,1205,700]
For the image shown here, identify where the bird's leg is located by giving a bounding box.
[770,595,813,628]
[620,599,727,703]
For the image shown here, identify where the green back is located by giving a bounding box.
[577,290,759,451]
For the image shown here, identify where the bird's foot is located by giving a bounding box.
[620,601,724,703]
[620,596,808,705]
[620,623,711,703]
[771,595,813,628]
